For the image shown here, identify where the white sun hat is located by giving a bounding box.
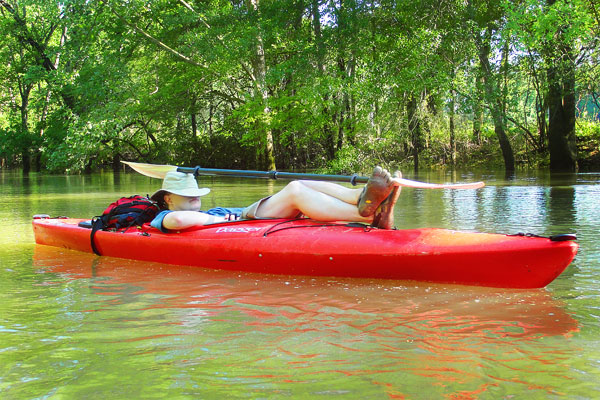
[150,171,210,201]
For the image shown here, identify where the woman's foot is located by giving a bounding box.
[357,166,394,217]
[371,171,402,229]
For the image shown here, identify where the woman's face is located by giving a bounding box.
[164,193,201,212]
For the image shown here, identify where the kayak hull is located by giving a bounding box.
[32,218,578,288]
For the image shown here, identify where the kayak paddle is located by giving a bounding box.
[122,161,485,190]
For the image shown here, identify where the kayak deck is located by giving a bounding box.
[32,217,578,288]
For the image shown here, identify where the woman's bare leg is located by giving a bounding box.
[295,180,363,205]
[291,167,394,207]
[254,181,372,222]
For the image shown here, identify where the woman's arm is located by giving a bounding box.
[162,211,226,230]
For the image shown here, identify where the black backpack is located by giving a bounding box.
[90,195,159,255]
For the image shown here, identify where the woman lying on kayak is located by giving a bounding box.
[149,167,401,232]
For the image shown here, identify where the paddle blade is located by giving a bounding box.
[122,161,177,179]
[393,178,485,190]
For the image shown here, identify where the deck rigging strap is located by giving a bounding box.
[508,232,577,242]
[262,218,372,237]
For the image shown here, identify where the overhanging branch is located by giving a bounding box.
[99,0,207,69]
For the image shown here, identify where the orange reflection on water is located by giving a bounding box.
[33,245,580,398]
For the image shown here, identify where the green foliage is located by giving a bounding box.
[578,119,600,139]
[0,0,599,172]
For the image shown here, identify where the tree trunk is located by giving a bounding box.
[407,94,421,173]
[345,57,356,147]
[546,0,577,172]
[472,75,484,144]
[209,98,214,138]
[22,150,31,174]
[34,152,42,172]
[547,64,577,171]
[312,0,325,74]
[474,29,515,172]
[19,84,32,174]
[191,111,197,138]
[246,0,276,170]
[333,0,357,157]
[467,0,515,171]
[112,152,121,173]
[449,90,456,166]
[528,52,548,150]
[424,90,437,148]
[312,0,335,160]
[369,17,381,138]
[472,104,483,145]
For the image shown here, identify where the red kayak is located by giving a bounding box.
[32,217,578,288]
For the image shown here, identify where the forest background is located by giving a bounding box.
[1,0,599,175]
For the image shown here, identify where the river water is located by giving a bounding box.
[1,169,599,399]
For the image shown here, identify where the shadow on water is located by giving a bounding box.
[547,173,577,233]
[21,174,32,196]
[546,173,579,287]
[113,169,121,186]
[504,169,517,181]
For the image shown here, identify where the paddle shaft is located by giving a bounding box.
[176,166,369,185]
[121,161,485,189]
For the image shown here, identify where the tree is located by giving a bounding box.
[467,0,515,172]
[245,0,276,170]
[0,0,65,172]
[545,0,578,171]
[1,0,598,173]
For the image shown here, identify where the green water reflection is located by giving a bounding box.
[1,170,599,399]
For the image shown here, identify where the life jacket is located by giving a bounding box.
[90,195,159,255]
